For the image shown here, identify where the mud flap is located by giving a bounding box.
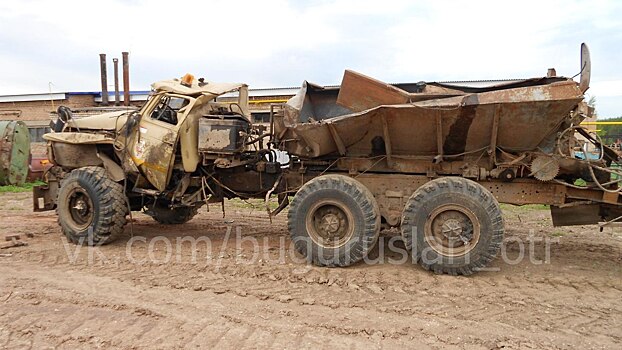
[550,203,621,226]
[33,183,57,212]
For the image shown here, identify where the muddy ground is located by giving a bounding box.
[0,191,620,349]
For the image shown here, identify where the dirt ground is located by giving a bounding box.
[0,191,620,349]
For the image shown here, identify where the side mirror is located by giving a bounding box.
[57,106,73,122]
[579,43,591,93]
[52,106,72,132]
[125,113,140,137]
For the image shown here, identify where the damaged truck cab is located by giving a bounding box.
[35,75,255,243]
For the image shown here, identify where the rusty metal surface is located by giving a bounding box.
[270,56,622,223]
[0,120,30,186]
[336,70,466,112]
[33,184,55,211]
[130,120,177,192]
[198,117,249,153]
[550,204,607,226]
[276,71,584,162]
[282,171,580,227]
[113,58,120,106]
[283,81,350,126]
[336,70,410,112]
[44,132,116,144]
[51,143,102,168]
[122,52,130,106]
[99,53,109,106]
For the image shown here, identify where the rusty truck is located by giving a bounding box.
[33,43,622,275]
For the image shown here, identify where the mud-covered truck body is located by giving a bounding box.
[35,44,622,275]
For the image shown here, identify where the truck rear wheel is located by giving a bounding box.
[57,166,128,245]
[288,174,381,267]
[401,177,504,275]
[147,202,201,225]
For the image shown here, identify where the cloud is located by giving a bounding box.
[0,0,620,115]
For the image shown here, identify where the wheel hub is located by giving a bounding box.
[441,218,463,239]
[425,204,480,257]
[306,201,354,248]
[320,213,341,234]
[73,199,87,213]
[67,188,94,230]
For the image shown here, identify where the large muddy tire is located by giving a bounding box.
[147,202,200,225]
[57,166,128,245]
[288,174,381,267]
[401,177,504,276]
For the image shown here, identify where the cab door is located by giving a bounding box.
[131,94,192,191]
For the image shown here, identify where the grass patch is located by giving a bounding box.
[0,181,46,193]
[500,204,549,211]
[551,231,566,237]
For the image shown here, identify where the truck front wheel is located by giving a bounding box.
[288,174,381,267]
[401,177,504,276]
[57,167,128,245]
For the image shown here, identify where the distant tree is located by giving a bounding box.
[587,95,596,108]
[581,96,622,144]
[586,95,618,143]
[587,95,597,117]
[598,118,622,144]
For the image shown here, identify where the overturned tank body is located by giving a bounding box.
[278,71,585,160]
[272,44,622,226]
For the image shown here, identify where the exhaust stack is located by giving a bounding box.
[113,58,120,106]
[122,52,130,106]
[99,53,109,106]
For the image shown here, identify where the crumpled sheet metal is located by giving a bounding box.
[277,71,584,159]
[68,110,130,131]
[43,132,115,145]
[283,81,351,127]
[336,70,466,112]
[152,78,246,98]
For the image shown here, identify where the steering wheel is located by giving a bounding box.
[153,105,177,124]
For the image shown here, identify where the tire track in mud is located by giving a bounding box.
[0,266,618,350]
[6,247,622,349]
[0,270,416,349]
[15,234,622,292]
[2,204,622,349]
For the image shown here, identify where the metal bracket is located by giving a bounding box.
[381,115,393,167]
[327,123,347,156]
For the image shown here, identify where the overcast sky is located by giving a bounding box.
[0,0,620,116]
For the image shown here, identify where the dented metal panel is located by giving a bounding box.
[51,143,102,168]
[198,117,249,153]
[152,79,246,98]
[131,123,177,192]
[336,70,411,112]
[336,70,466,112]
[43,132,115,145]
[276,71,584,161]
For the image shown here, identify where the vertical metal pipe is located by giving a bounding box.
[113,58,120,106]
[99,53,109,106]
[122,52,130,106]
